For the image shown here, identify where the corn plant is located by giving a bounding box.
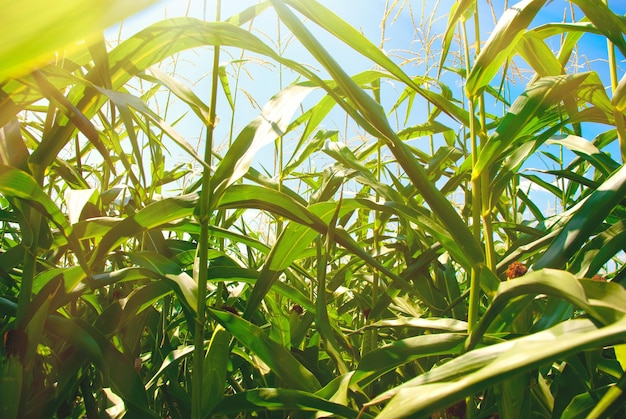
[1,0,626,418]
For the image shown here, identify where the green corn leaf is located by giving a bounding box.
[570,220,626,278]
[89,194,196,266]
[0,297,17,317]
[217,62,236,111]
[361,317,469,334]
[209,84,315,208]
[127,251,198,314]
[224,1,271,26]
[0,0,157,82]
[519,174,563,198]
[323,142,404,202]
[284,128,336,176]
[369,317,626,418]
[141,67,210,122]
[0,118,28,170]
[516,31,564,77]
[45,315,106,371]
[612,72,626,112]
[241,198,420,319]
[570,0,626,58]
[211,388,370,418]
[93,86,209,172]
[29,70,116,174]
[466,0,547,97]
[473,73,589,181]
[208,265,316,314]
[28,18,299,172]
[0,356,22,419]
[64,188,98,224]
[351,333,468,388]
[0,166,87,270]
[47,315,158,417]
[208,308,321,392]
[31,265,85,296]
[467,269,626,351]
[576,71,613,115]
[202,325,231,416]
[547,134,618,177]
[0,166,71,238]
[271,0,485,268]
[282,0,471,124]
[218,185,321,230]
[145,345,195,391]
[117,281,173,330]
[534,163,626,270]
[396,120,455,141]
[439,0,475,79]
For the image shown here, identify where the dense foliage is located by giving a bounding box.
[1,0,626,417]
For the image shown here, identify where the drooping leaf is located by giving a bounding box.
[127,251,198,314]
[516,31,564,77]
[466,0,547,97]
[208,308,321,392]
[0,0,158,82]
[534,163,626,270]
[64,188,98,224]
[369,317,626,418]
[570,0,626,58]
[281,0,471,124]
[0,166,87,267]
[209,84,315,208]
[211,388,370,418]
[570,220,626,278]
[271,0,485,269]
[473,73,590,180]
[351,333,468,388]
[89,194,196,266]
[145,345,195,392]
[467,269,626,350]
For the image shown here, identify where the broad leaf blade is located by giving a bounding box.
[208,308,321,393]
[0,0,158,82]
[466,0,547,97]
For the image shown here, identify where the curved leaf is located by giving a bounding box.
[535,163,626,270]
[370,318,626,418]
[351,333,468,388]
[473,73,590,181]
[466,0,547,97]
[208,308,321,393]
[271,0,485,268]
[89,194,196,266]
[211,388,369,418]
[468,269,626,350]
[0,0,157,82]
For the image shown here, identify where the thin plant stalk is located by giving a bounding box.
[16,210,41,328]
[473,3,496,273]
[276,15,285,235]
[604,0,626,161]
[461,20,481,333]
[191,1,221,417]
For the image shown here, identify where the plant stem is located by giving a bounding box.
[604,0,626,162]
[191,1,220,417]
[479,93,496,271]
[461,19,481,333]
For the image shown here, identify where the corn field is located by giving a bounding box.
[2,0,626,417]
